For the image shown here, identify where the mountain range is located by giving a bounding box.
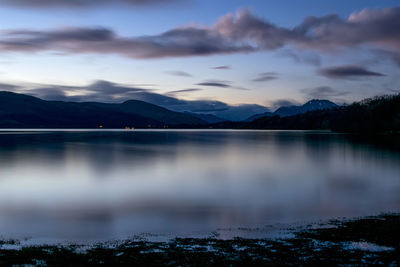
[0,91,342,128]
[0,91,205,128]
[118,90,270,121]
[183,112,227,123]
[24,80,270,122]
[246,100,338,121]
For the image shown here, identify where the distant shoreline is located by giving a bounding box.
[0,91,398,133]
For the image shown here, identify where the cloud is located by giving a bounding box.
[166,88,202,95]
[197,80,250,90]
[251,72,278,82]
[13,80,230,111]
[0,0,179,8]
[319,65,385,79]
[212,7,400,60]
[298,8,400,52]
[301,86,349,98]
[266,99,301,111]
[197,81,231,88]
[21,80,150,102]
[0,7,399,62]
[212,10,298,50]
[0,82,19,90]
[212,65,231,70]
[272,99,299,107]
[234,86,250,91]
[0,26,254,59]
[166,71,192,77]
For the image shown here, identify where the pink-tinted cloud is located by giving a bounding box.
[0,27,254,58]
[0,8,399,61]
[295,7,400,52]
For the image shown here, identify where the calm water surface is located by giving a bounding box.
[0,130,399,242]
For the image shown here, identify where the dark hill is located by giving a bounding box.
[274,99,338,117]
[0,91,205,128]
[242,94,400,134]
[245,99,338,121]
[245,111,273,122]
[183,111,226,123]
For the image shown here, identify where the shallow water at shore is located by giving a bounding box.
[1,214,399,266]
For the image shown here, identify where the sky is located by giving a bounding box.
[0,0,399,109]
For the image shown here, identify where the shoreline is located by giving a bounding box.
[1,213,399,265]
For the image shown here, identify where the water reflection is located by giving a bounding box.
[0,130,399,241]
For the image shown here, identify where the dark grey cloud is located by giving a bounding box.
[0,0,179,8]
[197,81,231,88]
[212,65,231,70]
[270,99,300,110]
[0,8,399,61]
[0,82,19,90]
[197,80,250,90]
[166,71,192,77]
[166,88,202,95]
[319,65,385,79]
[252,72,278,82]
[301,86,350,98]
[22,80,150,102]
[17,80,224,110]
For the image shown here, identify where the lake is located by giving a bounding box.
[0,130,399,243]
